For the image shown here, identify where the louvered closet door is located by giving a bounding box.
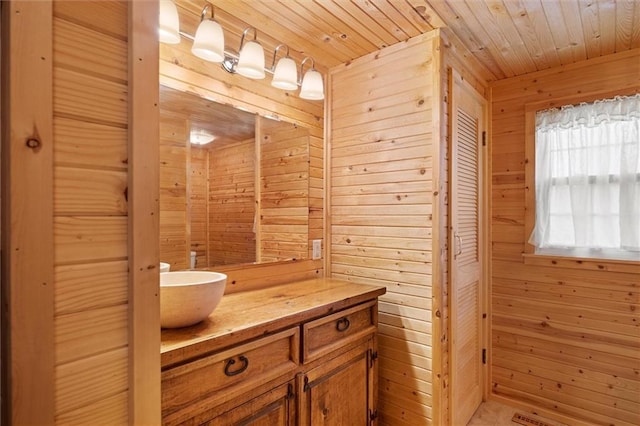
[450,70,486,426]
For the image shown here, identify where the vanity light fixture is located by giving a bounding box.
[190,129,215,145]
[159,0,324,100]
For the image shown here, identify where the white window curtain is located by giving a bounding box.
[530,93,640,258]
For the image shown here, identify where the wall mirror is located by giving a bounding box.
[159,85,310,270]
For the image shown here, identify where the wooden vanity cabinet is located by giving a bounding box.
[161,279,385,426]
[298,300,379,425]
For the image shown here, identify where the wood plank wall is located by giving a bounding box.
[52,2,131,422]
[208,138,257,266]
[190,147,208,267]
[308,127,324,260]
[2,2,55,423]
[260,121,310,262]
[327,29,491,425]
[490,49,640,426]
[160,1,325,288]
[159,111,189,270]
[328,32,438,425]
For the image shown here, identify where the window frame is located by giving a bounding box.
[523,88,640,267]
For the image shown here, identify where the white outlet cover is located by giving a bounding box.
[312,239,322,259]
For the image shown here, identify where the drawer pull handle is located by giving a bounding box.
[336,317,350,332]
[224,355,249,377]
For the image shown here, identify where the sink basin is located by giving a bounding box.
[160,262,171,273]
[160,271,227,328]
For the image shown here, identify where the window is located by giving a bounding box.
[529,93,640,261]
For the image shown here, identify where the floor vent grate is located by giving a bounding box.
[511,412,555,426]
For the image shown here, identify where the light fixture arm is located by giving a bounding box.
[199,2,215,21]
[299,56,316,84]
[270,44,290,71]
[239,26,258,50]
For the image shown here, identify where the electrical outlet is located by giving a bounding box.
[312,239,322,260]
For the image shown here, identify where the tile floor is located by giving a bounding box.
[467,400,567,426]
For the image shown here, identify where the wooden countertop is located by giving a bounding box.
[160,277,386,368]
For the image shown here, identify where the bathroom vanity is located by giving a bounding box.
[161,277,386,425]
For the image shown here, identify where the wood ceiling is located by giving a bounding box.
[177,0,640,82]
[160,85,256,145]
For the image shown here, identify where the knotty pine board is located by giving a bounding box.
[51,1,131,421]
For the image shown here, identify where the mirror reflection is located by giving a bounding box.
[159,85,310,270]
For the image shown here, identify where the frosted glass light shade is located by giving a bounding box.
[190,129,215,145]
[159,0,180,44]
[192,19,225,63]
[271,57,298,90]
[300,69,324,100]
[236,41,265,79]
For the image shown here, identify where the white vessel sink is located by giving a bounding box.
[160,262,171,273]
[160,271,227,328]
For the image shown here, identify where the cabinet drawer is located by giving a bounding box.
[162,327,299,424]
[303,300,377,363]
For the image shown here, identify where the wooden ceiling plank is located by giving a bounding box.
[558,0,589,62]
[334,0,401,46]
[392,0,437,33]
[367,0,423,37]
[614,0,635,51]
[494,1,548,71]
[438,27,500,82]
[313,0,389,50]
[404,0,447,28]
[596,0,617,55]
[243,0,350,65]
[632,0,640,47]
[481,0,540,73]
[514,0,562,70]
[247,0,359,64]
[160,86,256,142]
[578,0,603,58]
[424,1,506,79]
[188,0,344,68]
[283,0,377,59]
[350,0,412,40]
[173,0,633,88]
[438,0,519,76]
[539,0,576,66]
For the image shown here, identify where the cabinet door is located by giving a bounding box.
[203,380,295,426]
[299,341,375,426]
